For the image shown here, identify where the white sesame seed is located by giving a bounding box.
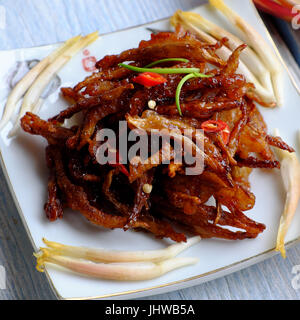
[148,100,156,109]
[143,183,153,194]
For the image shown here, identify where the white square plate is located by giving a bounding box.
[0,0,299,300]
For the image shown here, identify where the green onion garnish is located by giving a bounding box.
[175,72,212,116]
[145,58,189,68]
[118,63,200,74]
[119,61,212,117]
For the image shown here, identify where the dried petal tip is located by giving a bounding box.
[273,129,300,258]
[34,245,199,281]
[33,248,51,272]
[40,236,201,263]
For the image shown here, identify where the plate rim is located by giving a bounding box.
[0,0,299,300]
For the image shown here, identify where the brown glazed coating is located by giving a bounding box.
[21,31,294,242]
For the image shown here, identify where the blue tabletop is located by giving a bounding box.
[0,0,300,300]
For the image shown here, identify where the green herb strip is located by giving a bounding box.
[118,63,200,74]
[145,58,189,68]
[176,73,212,116]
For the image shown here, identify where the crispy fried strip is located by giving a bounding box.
[68,157,101,183]
[226,101,249,157]
[156,194,264,234]
[77,103,122,150]
[48,146,128,229]
[266,135,295,153]
[128,170,155,224]
[21,112,74,146]
[208,133,236,166]
[77,82,134,109]
[126,111,226,174]
[166,191,202,215]
[128,143,174,183]
[73,65,139,93]
[235,155,280,169]
[96,32,226,70]
[44,146,64,221]
[101,170,185,242]
[133,213,187,242]
[156,98,244,119]
[157,203,262,240]
[163,173,255,213]
[102,169,130,217]
[49,103,82,124]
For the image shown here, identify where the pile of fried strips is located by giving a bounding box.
[20,31,294,243]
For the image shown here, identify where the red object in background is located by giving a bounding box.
[277,0,299,9]
[253,0,299,21]
[132,72,167,87]
[82,56,97,72]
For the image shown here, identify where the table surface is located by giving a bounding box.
[0,0,300,300]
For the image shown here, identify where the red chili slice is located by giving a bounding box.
[108,148,129,177]
[132,72,167,87]
[220,123,230,145]
[201,120,227,133]
[110,163,129,177]
[201,120,230,145]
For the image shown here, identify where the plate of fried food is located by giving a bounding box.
[0,0,300,300]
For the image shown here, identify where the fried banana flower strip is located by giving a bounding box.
[159,204,262,240]
[266,135,295,153]
[44,147,64,221]
[9,32,99,137]
[126,111,225,174]
[129,171,155,224]
[209,0,283,106]
[157,98,244,119]
[0,35,81,131]
[235,156,280,169]
[128,142,174,182]
[273,129,300,258]
[96,32,226,70]
[21,112,74,146]
[41,236,201,263]
[48,146,128,229]
[101,170,186,242]
[34,248,198,281]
